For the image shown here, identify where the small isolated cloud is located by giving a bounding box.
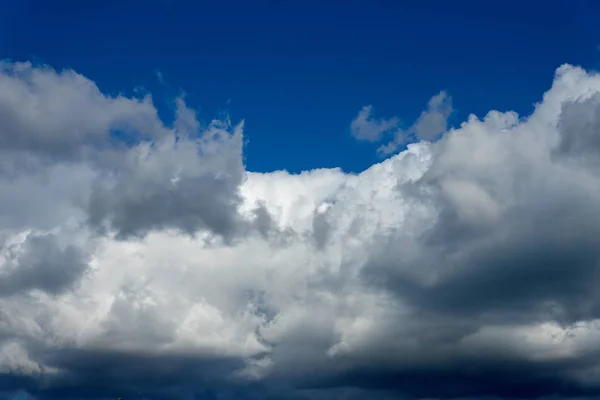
[376,90,453,155]
[350,105,399,142]
[3,61,600,400]
[154,69,168,87]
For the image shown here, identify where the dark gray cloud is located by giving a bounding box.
[88,134,244,242]
[555,92,600,163]
[0,233,89,297]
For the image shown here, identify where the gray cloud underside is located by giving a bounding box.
[2,62,600,400]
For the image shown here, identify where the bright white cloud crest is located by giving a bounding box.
[2,61,600,399]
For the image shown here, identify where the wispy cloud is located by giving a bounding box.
[377,90,453,155]
[350,105,399,142]
[154,68,169,87]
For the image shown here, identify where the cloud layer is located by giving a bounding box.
[2,61,600,400]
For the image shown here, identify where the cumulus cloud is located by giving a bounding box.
[3,61,600,400]
[86,116,246,240]
[0,61,167,167]
[0,233,90,297]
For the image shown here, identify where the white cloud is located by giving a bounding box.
[2,62,600,399]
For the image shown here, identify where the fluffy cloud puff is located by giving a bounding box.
[2,61,600,400]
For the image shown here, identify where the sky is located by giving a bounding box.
[2,0,600,173]
[2,1,600,400]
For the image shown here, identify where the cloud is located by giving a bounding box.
[0,62,168,168]
[3,61,600,400]
[349,105,399,142]
[411,90,453,140]
[0,233,90,297]
[154,69,168,87]
[351,92,453,156]
[377,90,453,155]
[85,115,246,240]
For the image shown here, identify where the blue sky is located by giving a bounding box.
[1,0,599,174]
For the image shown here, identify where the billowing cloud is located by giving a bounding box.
[2,61,600,400]
[0,61,167,168]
